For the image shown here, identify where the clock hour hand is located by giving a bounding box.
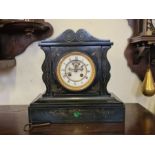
[69,66,79,72]
[69,63,84,72]
[69,67,84,72]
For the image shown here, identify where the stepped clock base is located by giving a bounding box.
[28,96,125,124]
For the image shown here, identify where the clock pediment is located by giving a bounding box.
[40,29,112,46]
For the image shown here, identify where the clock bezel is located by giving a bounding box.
[56,51,96,91]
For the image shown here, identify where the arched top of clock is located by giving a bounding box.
[39,29,113,46]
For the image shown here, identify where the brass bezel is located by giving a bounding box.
[56,51,96,91]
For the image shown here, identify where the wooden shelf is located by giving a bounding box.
[0,59,16,69]
[0,20,53,65]
[0,20,50,33]
[130,35,155,44]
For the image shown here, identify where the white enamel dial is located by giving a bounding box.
[56,52,96,91]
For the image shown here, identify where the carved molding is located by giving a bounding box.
[40,29,111,45]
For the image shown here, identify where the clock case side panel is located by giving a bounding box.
[100,46,111,95]
[41,46,53,96]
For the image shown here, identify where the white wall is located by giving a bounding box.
[0,19,155,113]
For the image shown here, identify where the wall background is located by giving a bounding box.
[0,19,155,113]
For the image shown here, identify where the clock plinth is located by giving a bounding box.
[29,29,125,124]
[29,96,124,124]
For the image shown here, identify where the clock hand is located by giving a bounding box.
[69,64,84,72]
[69,67,84,72]
[68,67,79,72]
[74,65,84,71]
[79,64,85,70]
[74,64,79,72]
[68,67,75,71]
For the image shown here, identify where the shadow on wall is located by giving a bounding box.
[0,67,16,104]
[0,42,46,105]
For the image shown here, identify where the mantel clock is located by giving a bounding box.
[28,29,125,124]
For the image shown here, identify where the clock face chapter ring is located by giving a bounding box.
[56,51,96,91]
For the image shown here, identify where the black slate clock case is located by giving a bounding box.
[28,29,125,124]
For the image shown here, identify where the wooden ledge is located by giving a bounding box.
[0,59,16,69]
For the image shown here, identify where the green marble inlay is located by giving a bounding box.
[73,111,81,118]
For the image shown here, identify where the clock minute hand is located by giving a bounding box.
[68,67,78,72]
[68,67,75,71]
[78,64,84,71]
[69,65,83,72]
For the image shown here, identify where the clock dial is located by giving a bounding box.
[56,52,96,91]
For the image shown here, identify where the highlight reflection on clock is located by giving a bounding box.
[56,51,96,91]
